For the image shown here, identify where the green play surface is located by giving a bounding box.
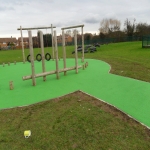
[0,59,150,128]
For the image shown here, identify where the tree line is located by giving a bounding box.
[99,18,150,40]
[24,18,150,48]
[63,18,150,44]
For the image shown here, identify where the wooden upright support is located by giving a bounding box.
[9,81,14,90]
[38,30,46,81]
[28,30,36,86]
[20,26,26,64]
[51,24,55,60]
[62,29,67,75]
[81,26,84,62]
[74,30,78,74]
[54,30,59,79]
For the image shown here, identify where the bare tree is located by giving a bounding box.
[136,22,150,36]
[124,18,136,36]
[99,18,121,34]
[72,29,79,37]
[65,30,71,36]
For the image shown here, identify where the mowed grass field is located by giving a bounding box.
[0,41,150,149]
[1,41,150,82]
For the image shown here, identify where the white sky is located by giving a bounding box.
[0,0,150,38]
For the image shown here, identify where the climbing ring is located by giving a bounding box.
[27,54,31,62]
[45,53,51,61]
[36,54,42,61]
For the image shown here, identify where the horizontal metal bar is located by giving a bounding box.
[17,26,56,30]
[61,24,84,30]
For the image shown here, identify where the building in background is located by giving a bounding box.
[17,37,29,49]
[57,35,72,46]
[0,37,17,50]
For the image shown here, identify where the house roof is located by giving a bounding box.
[57,35,72,40]
[0,38,17,43]
[18,37,38,42]
[18,37,29,42]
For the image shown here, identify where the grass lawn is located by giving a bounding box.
[0,41,150,149]
[0,91,150,150]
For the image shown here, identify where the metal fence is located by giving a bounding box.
[142,36,150,48]
[59,36,143,46]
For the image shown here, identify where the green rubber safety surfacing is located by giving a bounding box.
[0,59,150,128]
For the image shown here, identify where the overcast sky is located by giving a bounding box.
[1,0,150,38]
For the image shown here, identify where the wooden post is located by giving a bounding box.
[22,65,82,81]
[8,62,10,66]
[14,61,16,65]
[28,30,36,86]
[61,24,84,30]
[54,30,59,79]
[18,26,56,31]
[39,30,46,81]
[86,62,88,67]
[9,81,14,90]
[74,30,78,74]
[82,64,85,70]
[20,26,26,64]
[22,65,82,80]
[3,63,5,67]
[81,26,84,62]
[62,29,67,75]
[51,24,55,60]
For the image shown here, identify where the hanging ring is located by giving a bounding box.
[36,54,42,61]
[27,54,31,62]
[45,53,51,61]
